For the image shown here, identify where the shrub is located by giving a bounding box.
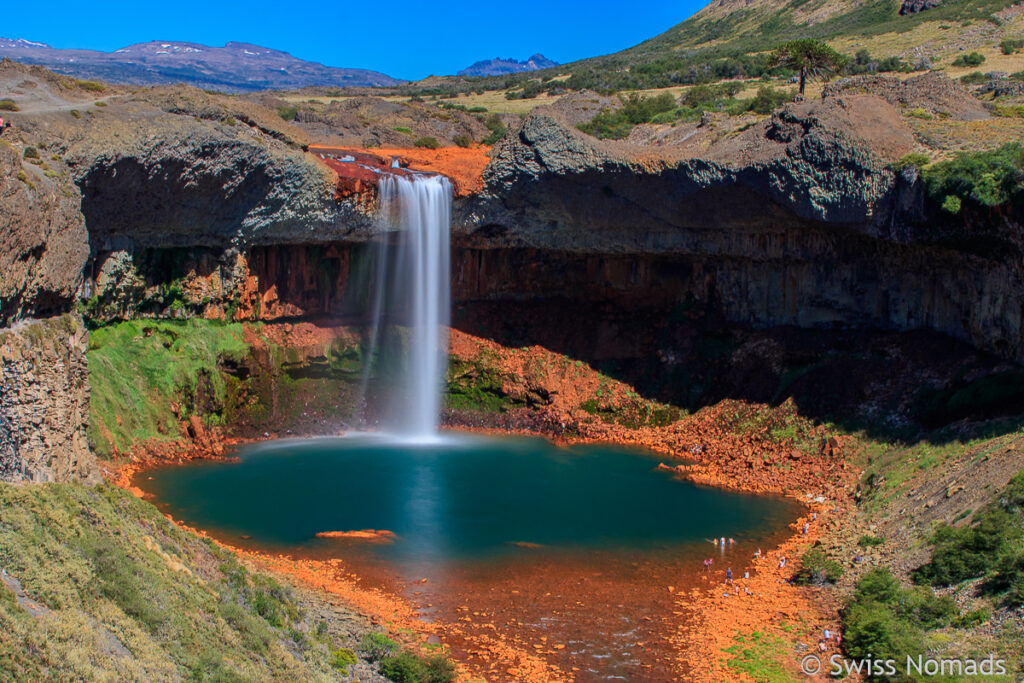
[453,133,473,148]
[858,535,885,547]
[911,510,1016,586]
[842,568,957,676]
[414,136,440,149]
[952,52,985,67]
[913,471,1024,607]
[70,109,81,119]
[0,98,18,111]
[95,101,107,107]
[577,92,677,139]
[75,79,105,92]
[959,71,988,85]
[747,85,791,114]
[276,105,298,121]
[359,632,399,662]
[793,547,844,585]
[393,126,412,134]
[380,650,456,683]
[889,152,930,171]
[331,647,357,672]
[907,107,932,120]
[941,194,962,213]
[23,147,39,160]
[481,114,507,145]
[923,143,1024,210]
[953,606,991,628]
[994,104,1024,118]
[1000,38,1024,55]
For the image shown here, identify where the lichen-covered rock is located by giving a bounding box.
[0,315,98,483]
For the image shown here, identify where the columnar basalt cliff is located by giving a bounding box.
[0,316,98,482]
[451,77,1023,363]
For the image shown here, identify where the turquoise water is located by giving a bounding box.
[139,434,800,562]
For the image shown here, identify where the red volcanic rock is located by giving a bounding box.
[310,144,489,198]
[315,529,397,543]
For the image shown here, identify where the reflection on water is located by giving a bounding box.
[138,433,803,681]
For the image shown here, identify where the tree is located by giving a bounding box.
[770,39,847,95]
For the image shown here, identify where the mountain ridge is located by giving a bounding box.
[0,38,403,92]
[457,53,558,77]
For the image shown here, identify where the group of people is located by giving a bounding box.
[0,117,10,136]
[817,628,842,653]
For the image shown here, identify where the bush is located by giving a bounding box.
[923,142,1024,210]
[941,194,962,213]
[907,107,932,120]
[889,152,930,172]
[0,98,18,111]
[380,650,456,683]
[913,471,1024,607]
[959,71,988,85]
[481,114,507,145]
[842,568,957,678]
[577,92,677,139]
[1000,38,1024,55]
[792,547,844,585]
[414,136,440,149]
[75,79,105,92]
[276,105,298,121]
[453,133,473,148]
[858,534,885,547]
[747,85,792,114]
[952,52,986,67]
[331,647,357,672]
[23,147,39,160]
[359,632,399,662]
[70,109,81,119]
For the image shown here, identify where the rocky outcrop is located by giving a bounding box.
[0,315,98,482]
[459,91,917,252]
[822,72,989,120]
[899,0,943,15]
[73,127,363,249]
[0,141,89,326]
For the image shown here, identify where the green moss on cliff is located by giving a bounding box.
[87,320,249,455]
[0,482,370,681]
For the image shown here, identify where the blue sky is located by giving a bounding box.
[2,1,704,80]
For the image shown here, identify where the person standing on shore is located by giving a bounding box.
[726,567,733,584]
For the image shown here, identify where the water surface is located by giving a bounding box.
[138,434,802,681]
[140,434,797,563]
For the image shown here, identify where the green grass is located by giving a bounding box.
[86,319,250,456]
[723,630,797,683]
[0,482,362,681]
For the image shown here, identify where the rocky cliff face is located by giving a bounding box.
[0,141,89,326]
[0,316,98,482]
[449,79,1023,363]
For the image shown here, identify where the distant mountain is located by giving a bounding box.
[0,39,402,92]
[457,54,559,77]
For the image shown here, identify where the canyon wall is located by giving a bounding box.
[0,316,98,482]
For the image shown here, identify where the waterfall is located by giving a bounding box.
[361,174,452,439]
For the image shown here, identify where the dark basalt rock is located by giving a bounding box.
[900,0,943,15]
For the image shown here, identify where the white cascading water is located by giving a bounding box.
[362,174,452,439]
